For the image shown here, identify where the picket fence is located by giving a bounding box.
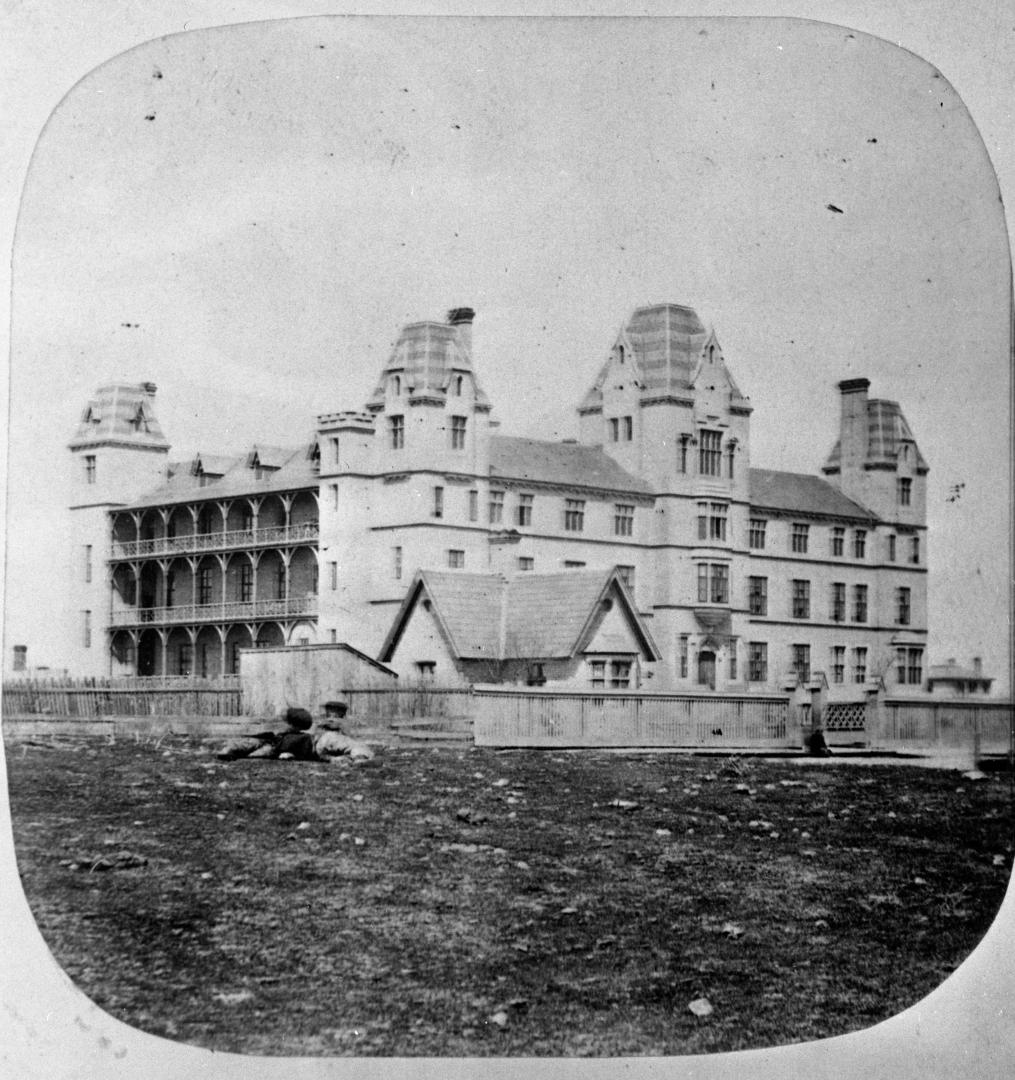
[2,677,243,718]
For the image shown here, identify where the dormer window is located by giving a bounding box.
[130,405,148,433]
[617,344,625,364]
[454,375,464,396]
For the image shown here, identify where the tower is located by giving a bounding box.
[577,303,753,689]
[67,382,170,675]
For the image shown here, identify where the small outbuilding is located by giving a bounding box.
[926,657,994,697]
[378,567,660,689]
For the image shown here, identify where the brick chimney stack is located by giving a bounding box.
[447,307,475,357]
[837,378,870,473]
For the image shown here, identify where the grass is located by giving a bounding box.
[5,732,1013,1056]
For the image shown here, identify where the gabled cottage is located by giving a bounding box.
[379,567,660,688]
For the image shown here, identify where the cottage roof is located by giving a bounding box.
[749,468,877,521]
[927,660,992,684]
[69,382,169,451]
[823,398,928,474]
[366,318,490,409]
[380,568,659,663]
[490,435,653,496]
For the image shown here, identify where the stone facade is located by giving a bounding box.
[66,303,929,692]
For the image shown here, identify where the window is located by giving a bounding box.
[527,662,546,687]
[888,534,896,562]
[82,610,92,649]
[698,563,729,604]
[896,587,911,625]
[697,502,727,542]
[726,442,736,479]
[239,562,254,603]
[564,560,586,569]
[392,375,401,396]
[898,477,912,506]
[177,642,192,676]
[609,418,619,442]
[415,661,436,682]
[453,375,464,396]
[85,455,96,484]
[831,645,845,684]
[698,430,722,476]
[905,648,923,686]
[910,536,920,565]
[393,546,402,581]
[853,529,867,559]
[831,582,846,622]
[447,549,465,569]
[791,523,809,554]
[617,565,635,589]
[748,576,768,616]
[792,644,811,684]
[564,499,585,532]
[432,486,444,519]
[678,435,690,474]
[329,629,337,644]
[84,545,92,583]
[749,519,766,550]
[589,659,606,688]
[275,561,287,601]
[623,416,633,441]
[614,504,634,537]
[197,642,210,678]
[331,437,340,465]
[197,566,213,605]
[831,527,845,557]
[450,415,467,450]
[389,415,404,450]
[610,660,632,688]
[853,647,868,684]
[517,494,533,527]
[13,645,26,672]
[748,641,768,682]
[488,490,504,525]
[329,561,338,590]
[728,648,738,681]
[852,584,868,623]
[228,641,241,675]
[331,484,339,512]
[468,490,478,522]
[792,579,810,619]
[678,636,689,678]
[518,556,534,572]
[165,569,176,608]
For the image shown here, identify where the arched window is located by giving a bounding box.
[392,375,401,396]
[454,375,464,396]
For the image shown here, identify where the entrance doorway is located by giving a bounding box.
[697,650,716,690]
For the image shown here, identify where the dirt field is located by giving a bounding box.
[5,731,1012,1057]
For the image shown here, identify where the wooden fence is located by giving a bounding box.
[876,698,1013,755]
[3,677,243,718]
[472,689,797,748]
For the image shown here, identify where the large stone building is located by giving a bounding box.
[66,303,929,693]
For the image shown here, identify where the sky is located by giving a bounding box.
[2,4,1012,691]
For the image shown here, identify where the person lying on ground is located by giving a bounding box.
[215,706,321,762]
[314,699,375,762]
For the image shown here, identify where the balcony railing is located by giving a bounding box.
[109,595,318,628]
[111,521,319,560]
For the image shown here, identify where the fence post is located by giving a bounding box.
[865,687,882,749]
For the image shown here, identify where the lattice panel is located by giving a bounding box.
[825,701,867,731]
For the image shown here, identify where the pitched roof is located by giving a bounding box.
[749,468,877,521]
[823,398,928,473]
[380,568,659,663]
[580,303,751,412]
[927,661,992,683]
[490,435,653,497]
[366,317,490,410]
[68,382,169,451]
[123,443,319,508]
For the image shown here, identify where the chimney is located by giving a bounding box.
[142,381,158,396]
[447,307,475,357]
[837,378,870,472]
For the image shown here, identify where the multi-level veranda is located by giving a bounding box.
[107,487,319,676]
